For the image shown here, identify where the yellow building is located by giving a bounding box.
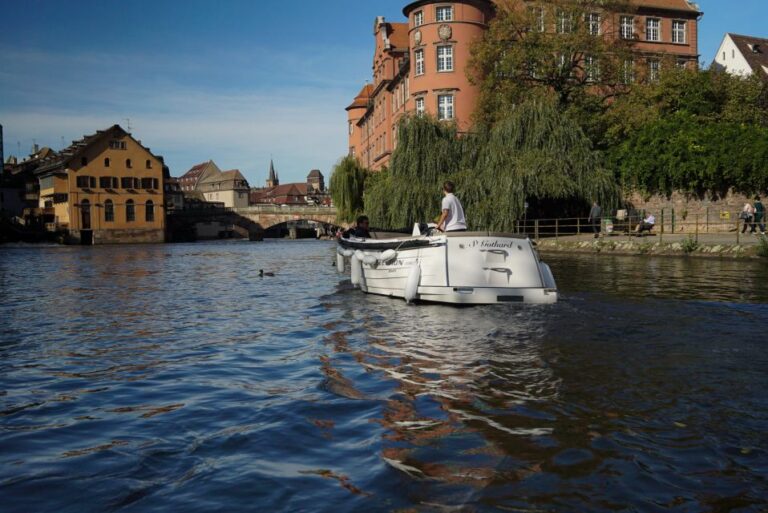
[36,125,166,244]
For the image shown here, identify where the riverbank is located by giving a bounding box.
[537,233,768,259]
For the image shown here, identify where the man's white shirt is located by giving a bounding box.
[442,193,467,231]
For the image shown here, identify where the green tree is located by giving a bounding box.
[329,155,368,223]
[469,0,635,126]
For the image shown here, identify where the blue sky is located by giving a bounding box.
[0,0,765,185]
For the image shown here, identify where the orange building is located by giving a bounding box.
[347,0,701,171]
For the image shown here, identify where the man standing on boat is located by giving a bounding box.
[437,181,467,232]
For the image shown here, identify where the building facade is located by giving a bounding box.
[348,0,702,171]
[712,33,768,78]
[198,169,250,208]
[35,125,166,244]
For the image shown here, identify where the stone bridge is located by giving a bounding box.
[167,205,339,241]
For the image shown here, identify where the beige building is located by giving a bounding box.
[180,160,250,208]
[35,125,166,244]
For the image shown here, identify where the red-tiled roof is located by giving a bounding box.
[181,161,210,180]
[347,84,374,111]
[630,0,701,13]
[389,22,410,50]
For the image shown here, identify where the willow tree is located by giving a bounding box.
[364,115,466,229]
[329,155,367,223]
[364,102,618,231]
[458,100,619,230]
[469,0,636,127]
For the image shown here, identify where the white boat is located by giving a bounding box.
[336,224,558,305]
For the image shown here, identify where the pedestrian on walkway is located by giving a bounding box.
[588,201,602,239]
[740,201,755,234]
[753,196,765,235]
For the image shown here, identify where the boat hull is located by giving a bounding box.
[338,232,558,305]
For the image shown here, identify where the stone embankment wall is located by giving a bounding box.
[626,190,757,233]
[537,238,766,259]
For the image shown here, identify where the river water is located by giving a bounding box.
[1,241,766,512]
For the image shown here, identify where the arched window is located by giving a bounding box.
[126,199,135,222]
[104,199,114,222]
[145,200,154,222]
[126,158,132,168]
[104,157,110,167]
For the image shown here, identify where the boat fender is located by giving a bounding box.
[350,254,362,287]
[336,253,345,274]
[363,255,379,266]
[342,249,355,258]
[379,249,397,263]
[404,264,421,304]
[336,246,346,256]
[354,250,366,262]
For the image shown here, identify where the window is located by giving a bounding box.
[145,160,152,169]
[109,140,127,150]
[646,18,660,42]
[621,59,635,84]
[587,13,601,35]
[437,94,454,120]
[104,157,110,167]
[121,177,133,189]
[415,97,426,116]
[437,46,453,72]
[81,157,88,166]
[104,200,114,222]
[620,16,634,39]
[76,176,96,188]
[133,177,140,189]
[648,59,661,82]
[436,6,453,22]
[145,200,154,222]
[141,177,153,189]
[99,176,112,189]
[672,20,686,44]
[349,122,354,135]
[415,49,425,75]
[677,59,688,69]
[414,10,423,27]
[126,159,132,168]
[126,200,135,222]
[556,10,572,33]
[585,56,600,82]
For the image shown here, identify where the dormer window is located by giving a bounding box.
[436,6,453,22]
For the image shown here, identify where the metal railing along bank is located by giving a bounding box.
[516,210,765,245]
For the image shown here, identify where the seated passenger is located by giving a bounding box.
[635,213,656,234]
[345,215,371,239]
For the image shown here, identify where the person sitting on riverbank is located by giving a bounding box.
[345,215,371,239]
[436,181,467,233]
[635,213,656,235]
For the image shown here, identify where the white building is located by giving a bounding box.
[712,33,768,78]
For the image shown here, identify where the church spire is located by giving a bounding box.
[267,159,279,187]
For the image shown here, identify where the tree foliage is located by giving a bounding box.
[469,0,636,126]
[610,113,768,195]
[329,155,367,223]
[365,101,619,231]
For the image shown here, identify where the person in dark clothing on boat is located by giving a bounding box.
[588,201,602,239]
[345,215,371,238]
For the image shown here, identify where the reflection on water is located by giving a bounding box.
[1,243,767,512]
